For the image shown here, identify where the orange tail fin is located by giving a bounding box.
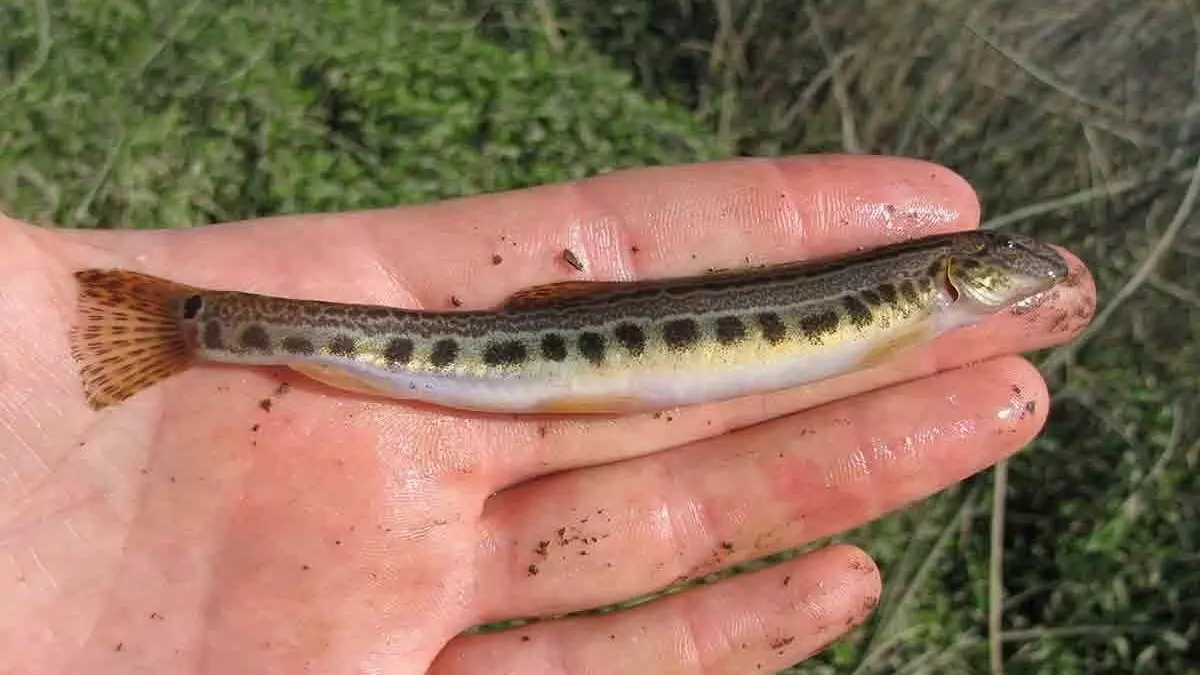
[69,269,202,410]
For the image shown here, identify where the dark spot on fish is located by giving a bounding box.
[202,321,224,350]
[384,337,415,366]
[757,312,786,344]
[491,254,503,265]
[483,339,528,366]
[450,295,462,308]
[613,322,646,356]
[430,339,460,368]
[799,310,840,342]
[182,295,203,319]
[259,398,273,412]
[541,333,567,362]
[578,332,606,365]
[877,283,898,303]
[630,246,641,254]
[327,335,357,357]
[281,336,315,355]
[715,315,746,345]
[239,324,270,351]
[843,295,873,328]
[561,248,584,272]
[527,563,539,576]
[662,318,700,350]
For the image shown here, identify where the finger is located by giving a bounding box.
[55,155,980,307]
[474,356,1047,620]
[46,154,978,364]
[432,544,880,675]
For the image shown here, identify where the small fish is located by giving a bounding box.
[68,231,1068,414]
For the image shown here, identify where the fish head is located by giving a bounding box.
[944,231,1069,309]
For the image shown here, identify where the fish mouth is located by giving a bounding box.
[996,232,1070,282]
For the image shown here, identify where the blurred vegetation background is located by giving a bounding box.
[2,0,1196,672]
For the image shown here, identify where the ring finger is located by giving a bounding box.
[434,544,880,675]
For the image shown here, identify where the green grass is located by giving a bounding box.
[0,0,720,228]
[3,0,1197,673]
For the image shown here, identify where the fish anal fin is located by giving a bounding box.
[530,393,646,414]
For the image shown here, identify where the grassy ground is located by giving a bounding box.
[0,0,720,227]
[3,0,1197,673]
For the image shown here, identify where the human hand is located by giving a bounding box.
[0,155,1095,674]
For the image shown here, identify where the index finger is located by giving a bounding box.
[60,155,981,308]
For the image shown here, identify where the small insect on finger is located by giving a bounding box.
[561,248,584,272]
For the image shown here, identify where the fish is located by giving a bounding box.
[68,230,1068,414]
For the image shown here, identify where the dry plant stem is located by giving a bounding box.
[1039,152,1200,375]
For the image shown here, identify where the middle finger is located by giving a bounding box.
[473,355,1049,623]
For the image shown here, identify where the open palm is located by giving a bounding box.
[0,155,1095,674]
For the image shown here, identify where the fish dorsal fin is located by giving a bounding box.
[502,279,636,309]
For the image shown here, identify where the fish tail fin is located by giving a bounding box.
[69,268,203,410]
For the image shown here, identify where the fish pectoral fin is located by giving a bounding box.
[857,320,934,370]
[288,363,396,399]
